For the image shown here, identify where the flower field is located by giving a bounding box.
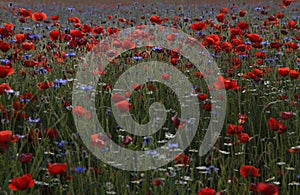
[0,0,299,194]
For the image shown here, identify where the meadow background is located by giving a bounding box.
[0,0,299,194]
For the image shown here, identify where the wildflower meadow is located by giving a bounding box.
[0,0,299,194]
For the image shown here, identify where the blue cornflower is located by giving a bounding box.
[28,117,40,123]
[265,58,276,63]
[152,46,163,52]
[168,142,178,149]
[145,150,158,156]
[74,166,86,173]
[35,67,48,75]
[143,136,151,145]
[65,52,76,57]
[207,165,219,173]
[20,98,30,103]
[105,109,112,117]
[54,79,67,85]
[196,31,205,36]
[8,39,16,43]
[0,59,10,65]
[239,54,248,60]
[133,56,143,61]
[68,7,75,12]
[22,54,32,59]
[261,41,269,46]
[254,7,262,11]
[80,85,93,91]
[28,34,41,40]
[58,140,67,148]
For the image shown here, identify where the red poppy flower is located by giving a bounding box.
[32,12,47,21]
[214,76,239,90]
[21,42,34,50]
[277,67,290,76]
[107,27,120,35]
[255,52,266,59]
[237,21,249,30]
[81,24,92,33]
[237,133,250,143]
[122,135,133,145]
[15,34,26,43]
[256,182,278,195]
[270,42,282,49]
[166,33,177,41]
[174,153,189,165]
[72,106,91,119]
[23,60,40,67]
[229,57,241,69]
[49,29,63,41]
[268,117,279,130]
[216,13,225,23]
[0,130,17,143]
[161,73,170,80]
[0,41,11,52]
[122,40,135,50]
[190,22,206,31]
[118,17,126,23]
[115,100,130,112]
[239,10,246,17]
[288,21,297,29]
[203,34,220,46]
[50,15,59,20]
[68,17,81,23]
[227,124,244,135]
[230,27,242,37]
[93,26,105,34]
[202,102,212,111]
[268,117,286,134]
[0,66,14,78]
[3,23,14,36]
[290,69,299,79]
[19,8,32,18]
[0,130,19,149]
[240,165,260,177]
[111,94,126,103]
[279,111,293,120]
[238,113,248,124]
[18,17,26,23]
[44,128,58,140]
[283,0,293,6]
[18,153,33,164]
[8,174,34,191]
[221,42,232,52]
[150,15,163,25]
[47,162,67,175]
[151,178,162,186]
[219,7,228,14]
[276,12,285,19]
[197,93,208,101]
[37,81,52,90]
[90,133,110,148]
[194,71,204,78]
[247,34,262,42]
[198,187,215,195]
[70,30,84,38]
[284,42,298,50]
[0,83,11,95]
[169,58,178,65]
